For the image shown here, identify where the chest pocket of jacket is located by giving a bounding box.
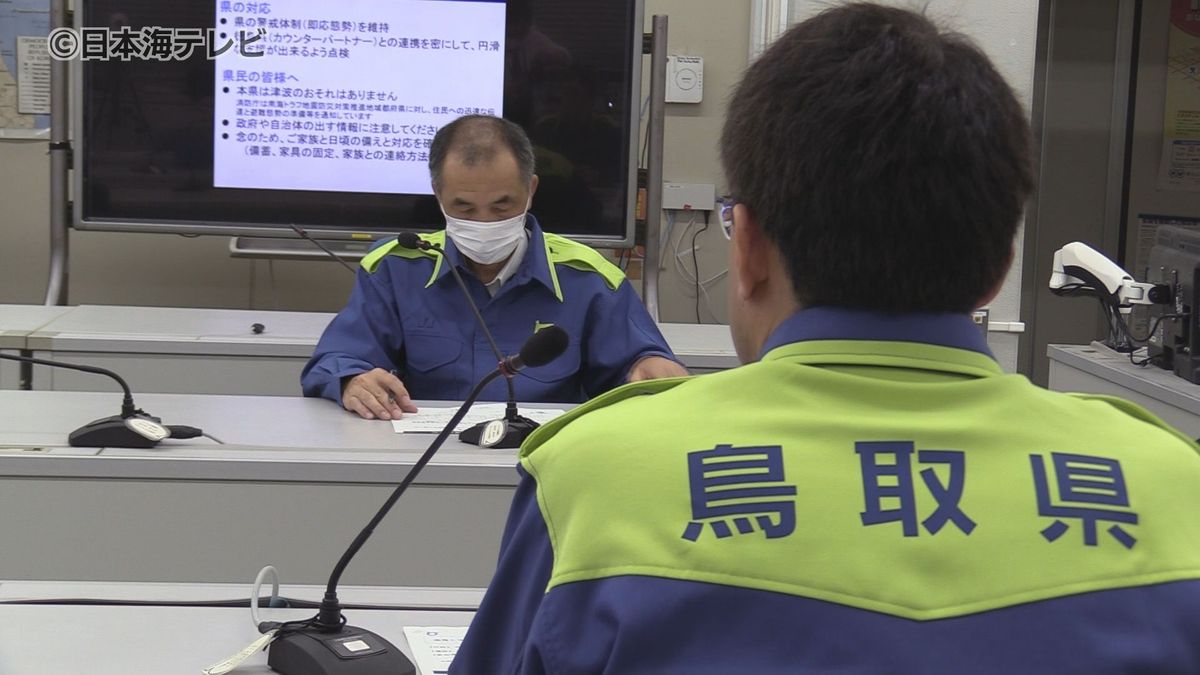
[404,332,463,374]
[517,340,581,385]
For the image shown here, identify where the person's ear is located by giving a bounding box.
[731,204,771,302]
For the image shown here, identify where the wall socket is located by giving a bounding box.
[972,309,990,335]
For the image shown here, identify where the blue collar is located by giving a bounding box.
[436,214,558,297]
[759,307,994,360]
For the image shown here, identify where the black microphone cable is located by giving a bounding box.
[272,367,504,639]
[289,224,358,275]
[266,326,567,642]
[396,233,523,413]
[0,352,138,417]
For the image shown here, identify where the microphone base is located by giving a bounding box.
[68,415,161,449]
[267,625,415,675]
[459,414,540,449]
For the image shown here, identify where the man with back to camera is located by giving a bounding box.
[450,3,1200,672]
[302,115,687,420]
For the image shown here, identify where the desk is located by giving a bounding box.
[27,305,334,395]
[25,304,740,395]
[0,305,73,390]
[658,322,739,371]
[0,390,561,587]
[1047,343,1200,438]
[0,581,478,675]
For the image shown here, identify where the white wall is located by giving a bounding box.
[643,0,747,325]
[0,140,356,311]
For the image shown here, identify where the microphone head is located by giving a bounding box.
[520,326,569,368]
[396,232,425,250]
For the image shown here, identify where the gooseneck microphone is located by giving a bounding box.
[502,323,569,374]
[396,231,507,364]
[0,352,207,448]
[289,224,359,275]
[397,231,552,449]
[265,326,569,675]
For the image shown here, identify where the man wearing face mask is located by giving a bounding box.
[302,115,687,419]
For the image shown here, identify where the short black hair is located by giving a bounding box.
[720,2,1035,313]
[429,115,536,190]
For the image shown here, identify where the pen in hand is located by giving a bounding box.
[342,368,417,420]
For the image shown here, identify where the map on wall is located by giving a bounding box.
[0,0,51,138]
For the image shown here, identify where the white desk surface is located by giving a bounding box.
[658,322,739,369]
[1047,342,1200,438]
[0,304,73,350]
[0,393,543,586]
[21,303,739,367]
[1047,343,1200,414]
[0,390,557,485]
[26,304,335,357]
[0,582,478,675]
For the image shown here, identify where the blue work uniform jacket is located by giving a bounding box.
[450,308,1200,674]
[301,216,676,404]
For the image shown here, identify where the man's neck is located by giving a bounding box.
[467,258,510,285]
[463,229,531,289]
[748,298,804,358]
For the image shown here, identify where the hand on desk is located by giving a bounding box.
[627,355,690,383]
[342,368,420,420]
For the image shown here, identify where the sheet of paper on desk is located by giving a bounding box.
[391,404,565,434]
[403,626,467,675]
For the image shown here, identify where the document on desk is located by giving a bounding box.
[391,403,566,434]
[403,626,467,675]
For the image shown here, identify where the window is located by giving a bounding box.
[749,0,792,60]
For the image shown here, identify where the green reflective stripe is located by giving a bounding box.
[417,232,447,287]
[424,251,444,287]
[360,241,400,273]
[521,377,687,459]
[541,236,564,301]
[543,233,624,293]
[521,349,1200,621]
[359,232,445,275]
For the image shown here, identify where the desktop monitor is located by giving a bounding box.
[1146,224,1200,382]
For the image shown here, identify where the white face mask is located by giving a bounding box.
[442,207,529,265]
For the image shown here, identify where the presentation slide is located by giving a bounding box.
[212,0,507,195]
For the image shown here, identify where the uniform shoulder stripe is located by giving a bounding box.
[543,233,625,291]
[360,232,445,273]
[521,376,689,457]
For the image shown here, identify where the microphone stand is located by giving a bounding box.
[402,236,540,449]
[0,352,176,448]
[266,325,566,673]
[266,369,504,675]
